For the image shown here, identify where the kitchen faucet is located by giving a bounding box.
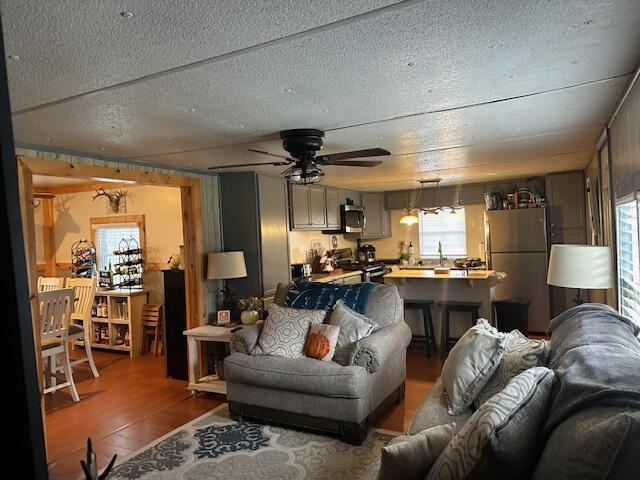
[438,241,444,266]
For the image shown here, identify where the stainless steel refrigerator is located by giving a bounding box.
[485,208,550,333]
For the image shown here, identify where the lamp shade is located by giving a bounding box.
[400,213,420,225]
[206,251,247,280]
[547,244,614,289]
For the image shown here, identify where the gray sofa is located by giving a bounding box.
[364,303,640,479]
[224,283,412,445]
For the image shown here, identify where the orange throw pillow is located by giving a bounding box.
[304,323,340,361]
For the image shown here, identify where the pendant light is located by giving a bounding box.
[399,178,460,224]
[400,212,420,225]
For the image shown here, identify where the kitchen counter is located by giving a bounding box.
[309,269,362,283]
[385,269,495,280]
[385,269,505,341]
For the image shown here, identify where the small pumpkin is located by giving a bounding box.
[305,332,331,360]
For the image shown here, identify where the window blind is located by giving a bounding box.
[616,196,640,324]
[418,209,467,258]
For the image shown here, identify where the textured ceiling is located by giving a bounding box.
[3,0,640,190]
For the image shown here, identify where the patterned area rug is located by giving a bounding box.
[109,404,396,479]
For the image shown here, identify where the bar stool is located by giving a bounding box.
[404,299,436,358]
[438,301,481,358]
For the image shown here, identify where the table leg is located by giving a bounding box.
[187,337,199,396]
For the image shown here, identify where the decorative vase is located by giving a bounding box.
[169,253,181,269]
[240,310,259,325]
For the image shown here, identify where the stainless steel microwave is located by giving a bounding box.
[341,205,366,233]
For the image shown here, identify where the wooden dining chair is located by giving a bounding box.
[65,277,99,378]
[37,276,64,292]
[142,304,163,356]
[39,288,79,402]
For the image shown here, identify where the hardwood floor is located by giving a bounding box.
[45,342,442,479]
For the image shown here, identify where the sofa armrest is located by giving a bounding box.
[349,321,412,373]
[230,324,263,354]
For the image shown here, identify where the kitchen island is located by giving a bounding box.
[384,269,503,342]
[309,269,362,284]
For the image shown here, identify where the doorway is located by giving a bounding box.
[17,155,217,477]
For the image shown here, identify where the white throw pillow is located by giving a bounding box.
[441,318,511,415]
[329,299,378,364]
[474,330,550,408]
[252,303,325,358]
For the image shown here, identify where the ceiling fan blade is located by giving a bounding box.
[208,161,290,170]
[323,148,390,162]
[325,160,384,167]
[247,149,294,161]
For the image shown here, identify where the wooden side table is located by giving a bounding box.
[183,324,241,395]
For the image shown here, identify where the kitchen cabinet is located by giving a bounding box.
[309,186,327,227]
[290,184,312,229]
[220,173,291,299]
[361,192,390,239]
[459,184,486,205]
[545,171,587,317]
[289,186,361,231]
[386,190,409,210]
[325,188,341,229]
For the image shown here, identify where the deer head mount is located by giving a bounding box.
[92,188,127,213]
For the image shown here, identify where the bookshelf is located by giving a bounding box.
[87,289,148,357]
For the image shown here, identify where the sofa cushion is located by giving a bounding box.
[408,377,472,435]
[474,330,550,408]
[533,406,640,480]
[224,352,370,398]
[377,423,455,480]
[364,283,401,331]
[441,319,511,415]
[304,323,340,361]
[252,303,325,359]
[427,367,555,480]
[330,300,377,365]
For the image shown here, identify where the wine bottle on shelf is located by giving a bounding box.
[124,330,130,347]
[116,258,144,267]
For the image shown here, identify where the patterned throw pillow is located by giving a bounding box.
[474,330,550,408]
[329,300,378,365]
[377,424,455,480]
[441,319,511,415]
[251,303,325,359]
[427,367,555,480]
[304,323,340,361]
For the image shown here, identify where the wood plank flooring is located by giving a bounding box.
[46,342,442,479]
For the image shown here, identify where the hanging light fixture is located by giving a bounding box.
[398,178,460,224]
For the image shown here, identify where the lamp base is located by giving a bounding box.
[572,288,585,305]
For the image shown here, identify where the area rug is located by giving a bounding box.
[108,404,397,479]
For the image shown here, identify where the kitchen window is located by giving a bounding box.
[616,193,640,324]
[418,209,467,258]
[94,224,141,270]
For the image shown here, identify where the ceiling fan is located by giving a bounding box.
[208,129,390,184]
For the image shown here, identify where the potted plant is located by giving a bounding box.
[399,252,411,265]
[238,296,263,325]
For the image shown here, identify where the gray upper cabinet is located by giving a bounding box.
[290,184,312,229]
[460,184,486,205]
[386,190,409,210]
[361,192,390,238]
[309,186,327,228]
[325,188,341,229]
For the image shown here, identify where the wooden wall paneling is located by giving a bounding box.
[16,148,222,318]
[41,197,56,276]
[16,158,47,454]
[181,184,205,329]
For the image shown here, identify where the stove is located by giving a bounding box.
[332,248,388,283]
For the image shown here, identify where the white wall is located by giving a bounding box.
[289,230,358,263]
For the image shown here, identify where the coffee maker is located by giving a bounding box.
[359,243,377,263]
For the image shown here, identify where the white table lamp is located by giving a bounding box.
[207,251,247,307]
[547,244,614,304]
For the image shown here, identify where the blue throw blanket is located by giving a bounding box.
[284,281,375,314]
[543,303,640,436]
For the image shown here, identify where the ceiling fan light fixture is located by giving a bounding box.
[284,165,325,185]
